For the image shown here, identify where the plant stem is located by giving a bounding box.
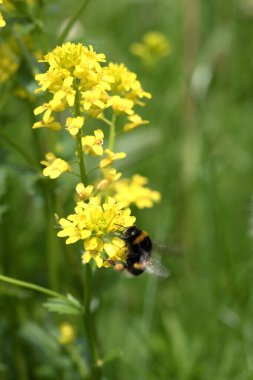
[75,87,87,185]
[0,274,67,300]
[57,0,91,45]
[74,90,101,380]
[76,131,87,184]
[108,113,116,151]
[83,265,101,379]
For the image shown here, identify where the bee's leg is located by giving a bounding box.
[133,262,147,270]
[106,259,127,272]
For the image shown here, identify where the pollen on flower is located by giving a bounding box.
[41,153,71,179]
[57,196,136,267]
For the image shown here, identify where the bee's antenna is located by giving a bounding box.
[114,223,125,229]
[114,223,134,229]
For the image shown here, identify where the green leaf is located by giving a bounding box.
[43,295,82,315]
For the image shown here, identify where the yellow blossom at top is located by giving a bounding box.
[57,196,135,267]
[41,152,71,179]
[65,116,84,136]
[34,43,110,124]
[130,31,171,66]
[82,129,104,156]
[33,43,152,133]
[99,149,126,169]
[58,323,75,345]
[113,174,161,208]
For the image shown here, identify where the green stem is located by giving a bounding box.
[108,113,116,151]
[0,274,67,301]
[76,131,87,184]
[87,166,99,177]
[74,87,101,380]
[57,0,91,45]
[83,265,102,380]
[100,116,112,127]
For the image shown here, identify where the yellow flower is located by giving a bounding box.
[123,114,149,132]
[107,95,134,115]
[113,174,161,208]
[97,168,121,191]
[41,152,71,179]
[34,99,65,122]
[130,31,171,66]
[57,196,136,267]
[58,323,75,345]
[82,237,104,267]
[105,62,151,107]
[32,116,62,131]
[53,76,76,107]
[104,237,127,261]
[99,149,126,169]
[82,129,104,156]
[0,12,5,27]
[65,116,84,136]
[76,183,94,200]
[81,88,107,112]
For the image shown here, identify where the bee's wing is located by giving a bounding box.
[139,246,170,278]
[153,242,183,257]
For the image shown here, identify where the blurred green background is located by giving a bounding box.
[1,0,253,379]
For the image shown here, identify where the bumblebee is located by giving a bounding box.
[111,226,153,276]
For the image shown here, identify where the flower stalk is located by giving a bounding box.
[0,274,67,300]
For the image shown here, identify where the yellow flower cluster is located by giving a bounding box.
[130,31,171,66]
[33,43,151,132]
[57,197,135,267]
[113,174,161,208]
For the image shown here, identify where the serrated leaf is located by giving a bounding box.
[43,297,82,315]
[66,293,82,308]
